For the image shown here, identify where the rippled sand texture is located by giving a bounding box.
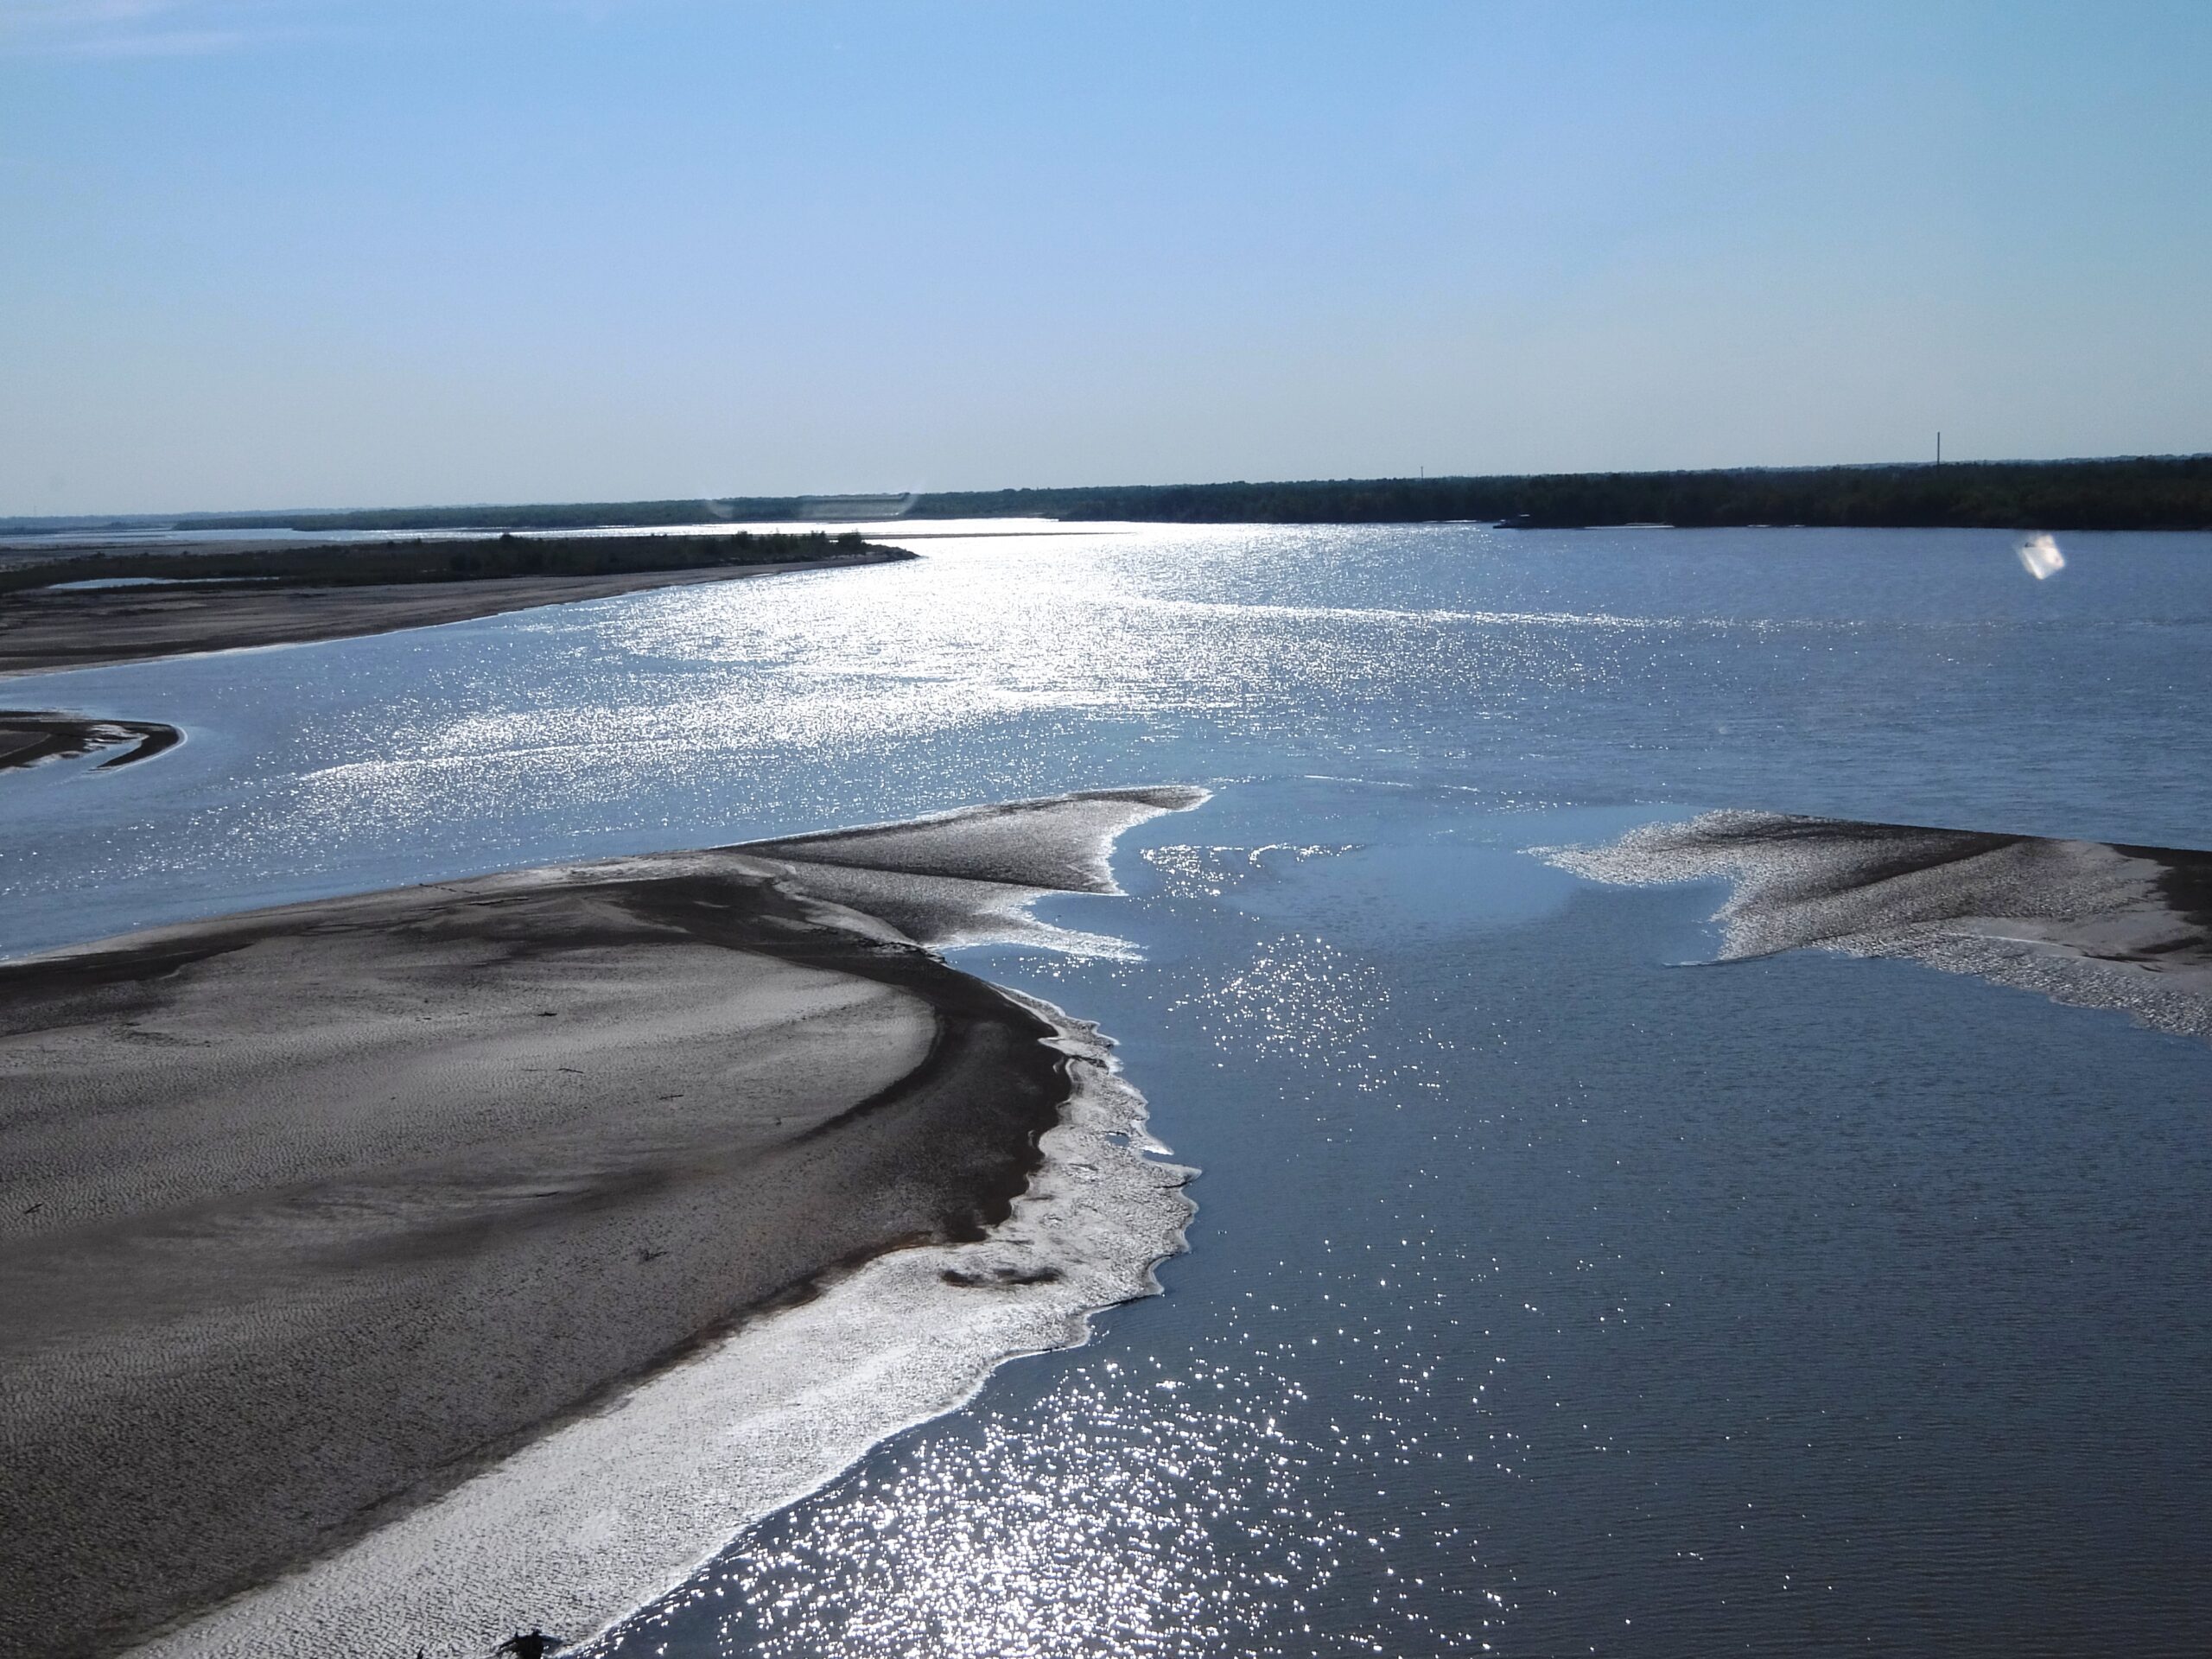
[0,709,180,770]
[1549,810,2212,1039]
[0,787,1202,1659]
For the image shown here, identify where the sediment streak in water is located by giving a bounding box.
[1546,810,2212,1041]
[0,786,1205,1659]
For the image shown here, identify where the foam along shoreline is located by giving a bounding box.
[0,786,1205,1659]
[0,547,912,677]
[0,709,181,770]
[1546,810,2212,1041]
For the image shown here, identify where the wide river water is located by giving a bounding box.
[5,522,2209,1655]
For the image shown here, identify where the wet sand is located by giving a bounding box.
[0,710,181,769]
[1549,810,2212,1039]
[0,548,910,677]
[0,788,1201,1658]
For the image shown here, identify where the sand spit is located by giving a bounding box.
[0,548,911,677]
[0,709,181,771]
[741,785,1210,954]
[0,787,1203,1659]
[1546,810,2212,1040]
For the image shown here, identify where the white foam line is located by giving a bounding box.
[129,790,1212,1658]
[131,1000,1194,1659]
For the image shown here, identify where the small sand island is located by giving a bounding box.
[0,709,181,769]
[1551,811,2212,1039]
[0,530,912,677]
[0,787,1203,1659]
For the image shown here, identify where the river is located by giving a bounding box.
[6,521,2209,1655]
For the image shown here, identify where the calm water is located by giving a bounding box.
[5,524,2209,1654]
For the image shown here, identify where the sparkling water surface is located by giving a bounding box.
[5,524,2209,1654]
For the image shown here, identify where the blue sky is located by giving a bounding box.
[3,1,2208,514]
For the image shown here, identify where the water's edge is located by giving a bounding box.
[134,994,1193,1658]
[118,792,1206,1658]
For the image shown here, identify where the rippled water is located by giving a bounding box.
[6,523,2211,1654]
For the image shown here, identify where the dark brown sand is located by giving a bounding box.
[0,791,1201,1659]
[0,549,906,677]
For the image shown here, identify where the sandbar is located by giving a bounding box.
[1548,810,2212,1039]
[0,548,909,677]
[0,787,1203,1658]
[0,710,181,769]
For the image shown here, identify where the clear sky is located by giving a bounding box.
[3,1,2208,515]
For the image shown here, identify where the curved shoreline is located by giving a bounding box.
[137,991,1192,1659]
[0,788,1205,1658]
[0,709,181,770]
[1545,810,2212,1040]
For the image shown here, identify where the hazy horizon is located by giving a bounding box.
[5,1,2209,517]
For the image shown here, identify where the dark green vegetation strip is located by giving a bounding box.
[184,499,831,533]
[50,453,2212,535]
[916,454,2212,530]
[0,531,887,595]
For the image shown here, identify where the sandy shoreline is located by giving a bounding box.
[0,547,911,677]
[0,787,1203,1658]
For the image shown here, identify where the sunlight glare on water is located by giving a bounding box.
[10,523,2209,956]
[7,524,2212,1655]
[618,1363,1371,1659]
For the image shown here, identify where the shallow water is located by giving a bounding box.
[580,779,2212,1658]
[5,523,2210,1653]
[9,522,2211,951]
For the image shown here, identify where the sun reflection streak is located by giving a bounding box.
[594,1360,1392,1659]
[269,531,1630,861]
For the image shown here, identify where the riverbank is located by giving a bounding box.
[0,541,912,676]
[0,788,1202,1658]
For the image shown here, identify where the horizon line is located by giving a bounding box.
[8,449,2211,529]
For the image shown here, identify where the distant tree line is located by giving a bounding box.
[909,455,2212,531]
[180,499,816,533]
[0,531,881,595]
[99,454,2212,536]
